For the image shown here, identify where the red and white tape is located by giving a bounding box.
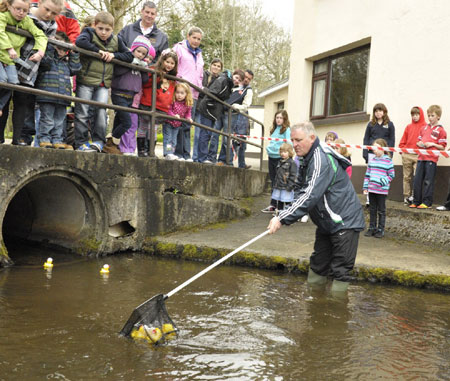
[232,134,450,158]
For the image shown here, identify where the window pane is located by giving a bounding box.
[328,48,369,116]
[277,101,285,110]
[314,61,328,74]
[311,79,326,116]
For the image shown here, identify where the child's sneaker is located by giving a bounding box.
[374,229,384,238]
[417,203,431,209]
[77,143,96,152]
[409,204,417,208]
[300,215,309,223]
[90,141,104,153]
[261,205,276,213]
[436,205,450,211]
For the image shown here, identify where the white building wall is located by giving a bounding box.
[289,0,450,166]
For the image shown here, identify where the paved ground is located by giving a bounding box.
[3,140,448,276]
[158,193,450,277]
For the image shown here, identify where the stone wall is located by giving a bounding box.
[0,145,268,265]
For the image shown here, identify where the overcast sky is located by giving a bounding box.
[260,0,294,32]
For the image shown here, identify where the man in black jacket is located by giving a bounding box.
[118,1,168,64]
[268,121,365,292]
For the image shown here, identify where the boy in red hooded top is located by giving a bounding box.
[410,104,447,209]
[399,106,426,204]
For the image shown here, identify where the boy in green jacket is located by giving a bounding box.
[74,11,132,152]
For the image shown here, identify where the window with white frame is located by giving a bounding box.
[310,45,370,119]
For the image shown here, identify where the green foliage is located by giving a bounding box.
[166,12,184,47]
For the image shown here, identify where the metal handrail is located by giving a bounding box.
[3,26,266,169]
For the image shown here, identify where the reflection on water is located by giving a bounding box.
[0,249,449,380]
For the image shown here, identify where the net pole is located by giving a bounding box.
[166,230,269,299]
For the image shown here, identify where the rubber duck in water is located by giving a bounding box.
[130,325,148,340]
[147,327,162,343]
[100,264,110,274]
[130,325,162,344]
[162,323,176,339]
[43,257,53,269]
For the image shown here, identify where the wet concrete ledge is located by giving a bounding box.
[151,195,450,293]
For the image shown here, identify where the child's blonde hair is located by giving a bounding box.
[374,138,388,149]
[95,11,114,27]
[0,0,30,12]
[334,138,350,157]
[427,104,442,118]
[81,15,95,31]
[279,143,294,158]
[173,82,193,107]
[42,0,64,9]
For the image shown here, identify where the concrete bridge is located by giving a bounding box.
[0,145,267,266]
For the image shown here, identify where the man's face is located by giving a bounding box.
[243,72,253,86]
[290,128,315,157]
[94,22,113,41]
[141,6,157,27]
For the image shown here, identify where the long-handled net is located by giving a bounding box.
[119,294,177,345]
[119,230,269,345]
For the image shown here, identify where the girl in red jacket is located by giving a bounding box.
[137,49,178,156]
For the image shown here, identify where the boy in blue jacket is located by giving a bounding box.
[36,31,81,148]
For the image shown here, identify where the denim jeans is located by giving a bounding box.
[218,113,235,165]
[175,99,196,160]
[197,114,215,162]
[162,122,179,155]
[206,115,225,163]
[74,84,109,148]
[192,125,201,161]
[0,64,19,110]
[37,102,67,144]
[111,93,134,139]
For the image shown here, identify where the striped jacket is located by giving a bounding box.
[363,155,395,195]
[278,139,365,234]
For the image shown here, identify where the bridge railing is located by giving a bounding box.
[0,26,266,170]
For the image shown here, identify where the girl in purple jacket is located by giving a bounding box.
[104,35,155,154]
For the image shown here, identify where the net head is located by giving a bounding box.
[119,294,177,345]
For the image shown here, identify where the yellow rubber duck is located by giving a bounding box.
[162,323,176,339]
[147,327,162,343]
[131,325,148,340]
[100,264,110,274]
[43,257,53,269]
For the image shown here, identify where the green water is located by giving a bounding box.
[0,251,449,380]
